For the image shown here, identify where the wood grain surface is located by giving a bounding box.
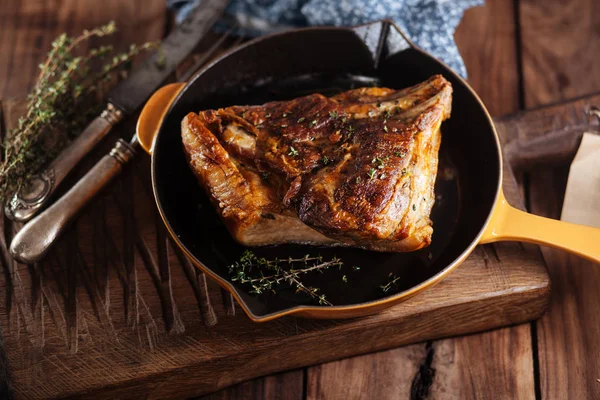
[203,371,304,400]
[519,1,600,399]
[0,0,164,100]
[520,0,600,108]
[5,0,600,398]
[454,0,521,116]
[504,98,600,399]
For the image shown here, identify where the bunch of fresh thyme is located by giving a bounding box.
[0,21,156,205]
[228,250,345,306]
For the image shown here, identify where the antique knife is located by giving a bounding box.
[5,0,230,222]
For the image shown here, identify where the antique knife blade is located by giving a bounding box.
[5,0,230,222]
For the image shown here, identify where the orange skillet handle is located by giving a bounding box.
[480,190,600,263]
[136,82,186,154]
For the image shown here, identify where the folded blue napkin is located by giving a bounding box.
[168,0,483,78]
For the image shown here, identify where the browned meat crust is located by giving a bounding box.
[181,75,452,252]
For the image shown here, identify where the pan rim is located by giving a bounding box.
[150,21,503,322]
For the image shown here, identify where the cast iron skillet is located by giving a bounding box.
[137,21,600,322]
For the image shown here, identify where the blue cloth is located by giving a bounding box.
[167,0,483,78]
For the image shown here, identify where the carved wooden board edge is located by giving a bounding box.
[78,288,549,399]
[497,92,600,171]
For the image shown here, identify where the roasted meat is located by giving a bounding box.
[181,75,452,252]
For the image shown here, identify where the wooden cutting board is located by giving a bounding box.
[0,97,550,399]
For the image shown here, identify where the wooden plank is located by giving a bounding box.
[520,0,600,108]
[498,96,600,398]
[454,0,521,116]
[306,346,425,399]
[0,100,16,400]
[305,2,538,399]
[202,370,304,400]
[0,0,164,99]
[520,1,600,399]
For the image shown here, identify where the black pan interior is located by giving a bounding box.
[152,22,501,317]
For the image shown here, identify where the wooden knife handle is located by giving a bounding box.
[9,139,135,264]
[4,103,124,222]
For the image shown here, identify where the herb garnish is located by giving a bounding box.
[380,273,401,293]
[329,111,338,119]
[228,250,343,305]
[297,117,305,123]
[346,125,355,139]
[367,168,376,179]
[372,156,387,169]
[288,146,298,156]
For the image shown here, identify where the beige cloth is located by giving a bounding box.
[561,132,600,229]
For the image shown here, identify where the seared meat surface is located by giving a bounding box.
[182,75,452,252]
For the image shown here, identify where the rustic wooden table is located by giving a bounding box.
[0,1,599,399]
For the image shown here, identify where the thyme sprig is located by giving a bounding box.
[0,21,156,205]
[228,250,344,305]
[380,273,401,293]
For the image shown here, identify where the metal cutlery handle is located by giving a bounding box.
[5,103,124,222]
[9,139,135,264]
